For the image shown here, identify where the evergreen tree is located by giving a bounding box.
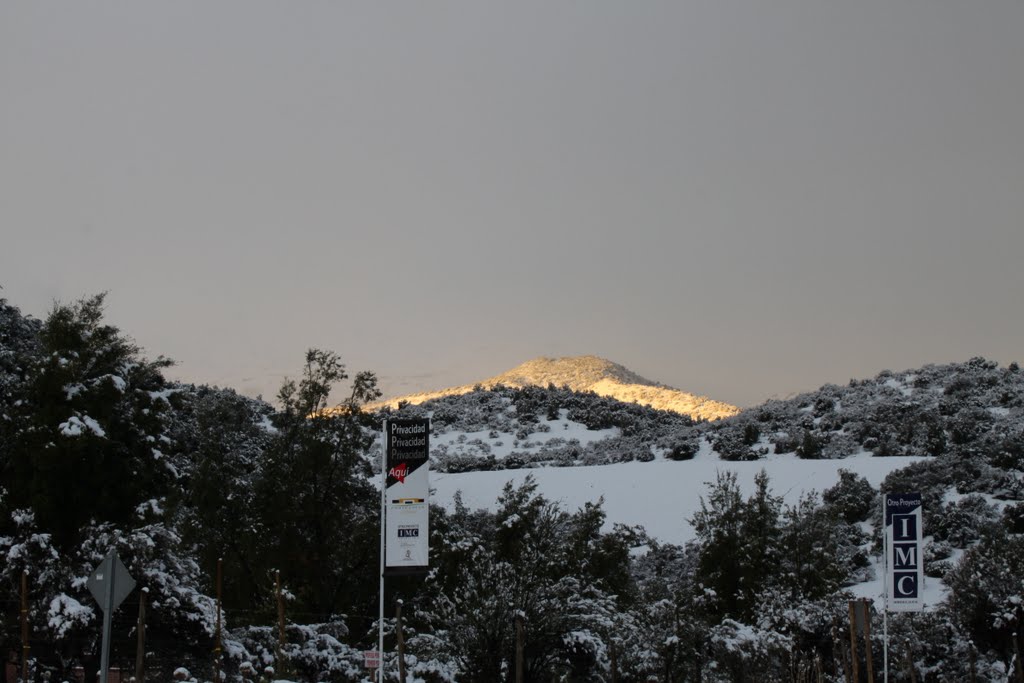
[414,478,639,682]
[0,293,173,550]
[691,470,782,622]
[822,469,874,524]
[690,471,746,620]
[739,470,783,608]
[0,295,218,679]
[945,528,1024,662]
[168,385,275,614]
[250,349,382,619]
[776,491,846,601]
[0,297,41,417]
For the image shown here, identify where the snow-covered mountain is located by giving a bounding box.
[370,355,740,421]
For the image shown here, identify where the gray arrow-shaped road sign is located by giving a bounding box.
[87,550,136,683]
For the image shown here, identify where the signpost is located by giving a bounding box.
[379,417,430,682]
[87,550,136,683]
[882,492,923,683]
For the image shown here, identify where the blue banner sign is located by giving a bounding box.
[884,492,923,612]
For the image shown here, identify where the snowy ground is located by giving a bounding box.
[431,444,932,610]
[413,410,934,610]
[431,441,923,547]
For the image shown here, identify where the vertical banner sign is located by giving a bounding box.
[385,418,430,575]
[884,492,924,612]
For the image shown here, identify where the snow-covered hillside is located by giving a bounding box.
[368,355,740,421]
[432,446,921,547]
[388,356,1024,620]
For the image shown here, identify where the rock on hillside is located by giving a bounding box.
[368,355,740,421]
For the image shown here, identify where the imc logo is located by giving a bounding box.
[397,528,419,538]
[893,571,919,598]
[891,512,920,600]
[891,513,918,542]
[893,543,918,569]
[892,543,919,598]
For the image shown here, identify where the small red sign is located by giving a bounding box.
[389,462,408,484]
[363,650,381,669]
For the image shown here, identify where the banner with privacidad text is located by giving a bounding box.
[384,418,430,575]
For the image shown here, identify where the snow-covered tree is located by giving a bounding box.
[411,478,640,681]
[0,294,174,549]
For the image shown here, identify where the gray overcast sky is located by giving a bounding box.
[2,1,1022,408]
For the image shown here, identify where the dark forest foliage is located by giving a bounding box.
[1,294,1023,681]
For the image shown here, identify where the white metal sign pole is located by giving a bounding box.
[100,552,115,683]
[882,494,889,683]
[378,420,387,683]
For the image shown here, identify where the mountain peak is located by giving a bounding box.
[489,355,659,391]
[370,355,740,421]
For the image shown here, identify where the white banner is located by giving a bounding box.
[884,492,924,612]
[384,418,430,574]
